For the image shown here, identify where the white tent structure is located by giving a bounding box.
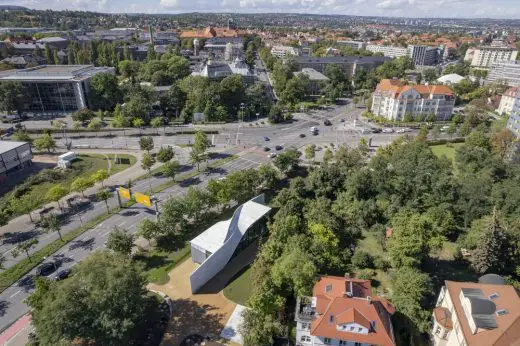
[189,194,271,293]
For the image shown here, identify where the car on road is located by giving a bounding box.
[268,152,277,158]
[361,128,372,134]
[382,128,394,133]
[275,145,283,151]
[36,262,57,277]
[371,128,382,133]
[264,136,270,141]
[299,133,306,138]
[54,269,71,281]
[340,118,345,122]
[396,128,412,133]
[263,146,270,152]
[310,126,319,135]
[441,125,450,132]
[324,119,332,126]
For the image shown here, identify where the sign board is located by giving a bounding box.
[134,192,152,207]
[118,188,131,200]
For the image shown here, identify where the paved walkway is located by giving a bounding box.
[0,314,31,346]
[0,149,154,237]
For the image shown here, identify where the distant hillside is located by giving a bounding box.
[0,5,29,11]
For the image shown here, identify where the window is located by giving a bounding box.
[489,293,499,300]
[324,338,332,345]
[358,327,363,332]
[325,284,333,293]
[301,322,308,330]
[329,315,334,323]
[497,309,509,316]
[350,326,355,331]
[300,336,311,342]
[435,326,442,335]
[339,341,348,345]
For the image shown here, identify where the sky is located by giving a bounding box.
[6,0,520,19]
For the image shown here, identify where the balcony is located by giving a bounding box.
[296,296,315,321]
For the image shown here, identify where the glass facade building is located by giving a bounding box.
[0,65,115,114]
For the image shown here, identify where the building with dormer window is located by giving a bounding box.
[295,275,395,346]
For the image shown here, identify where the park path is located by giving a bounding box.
[0,149,152,237]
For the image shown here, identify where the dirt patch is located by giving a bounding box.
[148,259,238,346]
[32,154,58,164]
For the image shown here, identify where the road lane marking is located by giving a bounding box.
[9,290,21,298]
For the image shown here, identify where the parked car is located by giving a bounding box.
[340,118,346,122]
[396,128,412,133]
[36,262,57,277]
[361,128,371,134]
[275,145,283,150]
[441,125,450,132]
[299,133,306,138]
[268,152,277,158]
[54,269,71,281]
[382,128,394,133]
[264,136,270,141]
[324,119,332,126]
[263,146,270,152]
[371,128,382,133]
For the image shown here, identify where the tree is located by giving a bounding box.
[91,169,109,187]
[11,129,32,143]
[240,309,283,346]
[71,108,95,124]
[472,209,510,274]
[304,144,315,161]
[150,117,163,134]
[190,130,209,171]
[447,122,457,138]
[387,211,438,268]
[257,164,280,190]
[40,214,63,241]
[162,160,180,181]
[88,118,102,130]
[466,128,490,150]
[88,72,122,110]
[12,238,39,261]
[416,125,429,142]
[391,267,432,333]
[323,148,333,163]
[28,252,152,346]
[352,250,374,268]
[141,152,156,192]
[422,68,437,83]
[431,124,442,139]
[0,81,23,115]
[137,219,160,246]
[273,149,301,175]
[118,60,140,84]
[133,117,145,128]
[157,146,174,163]
[138,136,154,152]
[71,177,94,197]
[491,128,515,158]
[96,189,112,214]
[45,185,68,210]
[358,137,369,156]
[106,227,135,257]
[33,134,56,153]
[44,43,53,64]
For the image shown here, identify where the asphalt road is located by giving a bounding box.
[0,150,268,332]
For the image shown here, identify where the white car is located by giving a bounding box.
[396,128,411,133]
[268,152,277,158]
[441,125,450,132]
[382,128,394,133]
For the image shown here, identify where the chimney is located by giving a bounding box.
[344,272,351,279]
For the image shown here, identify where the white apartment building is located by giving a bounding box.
[431,275,520,346]
[371,79,456,121]
[498,87,519,115]
[486,60,520,87]
[337,40,366,50]
[464,46,518,69]
[366,44,408,58]
[270,45,301,59]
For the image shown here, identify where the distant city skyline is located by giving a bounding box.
[8,0,520,20]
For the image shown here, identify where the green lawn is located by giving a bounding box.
[223,266,253,306]
[0,153,136,219]
[430,143,464,162]
[136,246,192,285]
[356,230,392,296]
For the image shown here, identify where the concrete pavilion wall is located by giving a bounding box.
[189,194,267,294]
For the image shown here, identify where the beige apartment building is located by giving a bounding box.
[464,45,518,69]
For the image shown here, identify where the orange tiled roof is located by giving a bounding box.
[504,87,520,98]
[375,79,454,98]
[180,26,241,39]
[310,276,395,346]
[444,280,520,346]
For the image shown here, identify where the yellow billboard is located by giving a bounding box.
[118,188,131,200]
[134,192,152,207]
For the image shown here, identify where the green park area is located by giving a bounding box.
[223,267,253,306]
[430,142,464,162]
[0,153,136,221]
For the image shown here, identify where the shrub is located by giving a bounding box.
[352,250,374,269]
[373,256,390,271]
[357,269,375,280]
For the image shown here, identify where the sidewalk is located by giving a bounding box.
[0,149,154,237]
[0,314,31,346]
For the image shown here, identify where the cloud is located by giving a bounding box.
[377,0,415,9]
